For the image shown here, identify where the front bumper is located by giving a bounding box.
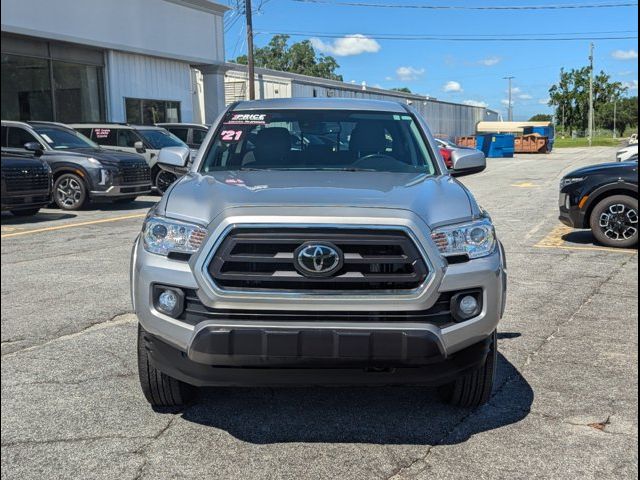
[90,183,152,199]
[141,325,493,387]
[558,192,587,229]
[1,192,51,211]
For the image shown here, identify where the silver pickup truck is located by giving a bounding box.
[131,98,507,409]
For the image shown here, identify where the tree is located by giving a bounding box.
[548,67,627,135]
[595,96,638,136]
[391,87,412,94]
[529,114,552,122]
[235,35,343,81]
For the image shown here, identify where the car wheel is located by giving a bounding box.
[442,331,497,408]
[590,195,639,248]
[10,208,41,217]
[155,169,177,195]
[54,173,87,211]
[138,324,194,408]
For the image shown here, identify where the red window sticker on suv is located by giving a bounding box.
[225,113,267,125]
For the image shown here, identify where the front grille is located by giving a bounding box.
[119,161,151,184]
[207,228,429,292]
[180,289,453,326]
[2,166,50,192]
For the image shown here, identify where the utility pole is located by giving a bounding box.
[613,99,617,138]
[588,42,594,146]
[562,103,565,137]
[503,76,515,121]
[245,0,256,100]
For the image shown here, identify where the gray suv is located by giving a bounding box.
[132,98,507,408]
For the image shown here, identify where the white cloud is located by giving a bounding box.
[501,99,514,106]
[624,80,639,91]
[395,66,425,81]
[463,99,489,108]
[538,98,551,105]
[443,81,463,93]
[618,70,634,76]
[509,87,522,94]
[478,56,501,66]
[612,49,638,60]
[384,76,394,81]
[518,94,533,100]
[310,34,381,57]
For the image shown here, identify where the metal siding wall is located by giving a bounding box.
[107,51,193,122]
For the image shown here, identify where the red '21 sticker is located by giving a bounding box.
[220,130,243,142]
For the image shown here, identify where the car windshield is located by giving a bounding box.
[200,110,437,174]
[137,129,187,149]
[32,125,99,150]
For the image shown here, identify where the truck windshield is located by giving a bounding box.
[200,110,436,174]
[32,125,99,150]
[137,129,187,149]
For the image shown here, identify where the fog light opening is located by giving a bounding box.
[450,291,482,323]
[459,295,479,316]
[153,285,184,318]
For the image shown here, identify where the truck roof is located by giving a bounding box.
[232,97,410,113]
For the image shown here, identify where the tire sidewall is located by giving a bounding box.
[154,169,177,195]
[590,195,639,248]
[54,173,87,211]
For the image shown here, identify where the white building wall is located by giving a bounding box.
[1,0,227,64]
[106,51,194,123]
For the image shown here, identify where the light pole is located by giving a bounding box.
[589,42,593,146]
[503,76,515,121]
[613,99,617,138]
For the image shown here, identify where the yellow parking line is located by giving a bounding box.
[1,213,146,238]
[511,182,541,188]
[534,224,637,254]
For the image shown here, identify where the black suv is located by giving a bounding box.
[1,121,152,210]
[1,150,52,216]
[559,160,638,248]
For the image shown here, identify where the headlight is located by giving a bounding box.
[431,219,496,259]
[560,177,585,188]
[142,216,207,256]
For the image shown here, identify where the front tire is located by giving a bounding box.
[590,195,638,248]
[10,208,40,217]
[137,325,194,408]
[442,331,497,408]
[154,169,177,195]
[54,173,87,210]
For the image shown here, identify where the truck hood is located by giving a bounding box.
[161,170,476,227]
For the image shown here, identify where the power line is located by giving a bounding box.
[256,30,638,41]
[292,0,639,10]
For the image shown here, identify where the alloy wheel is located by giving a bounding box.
[598,203,639,241]
[57,177,84,208]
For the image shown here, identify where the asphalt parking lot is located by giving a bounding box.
[1,146,637,479]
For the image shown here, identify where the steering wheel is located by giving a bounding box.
[353,153,398,166]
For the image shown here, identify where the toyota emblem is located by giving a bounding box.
[294,242,343,277]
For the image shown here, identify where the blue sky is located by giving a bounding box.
[221,0,638,120]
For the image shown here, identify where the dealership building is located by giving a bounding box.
[1,0,229,125]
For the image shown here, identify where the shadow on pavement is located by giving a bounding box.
[177,353,532,446]
[562,230,597,246]
[0,211,76,225]
[92,199,158,211]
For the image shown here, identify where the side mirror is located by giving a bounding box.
[157,146,190,174]
[450,150,486,177]
[134,141,146,153]
[24,142,44,157]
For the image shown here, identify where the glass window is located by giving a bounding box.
[74,128,93,138]
[91,127,117,146]
[200,110,435,174]
[52,61,104,123]
[1,54,53,121]
[31,124,98,150]
[168,127,189,142]
[125,98,181,125]
[136,129,186,149]
[192,128,208,146]
[118,129,141,148]
[7,127,38,149]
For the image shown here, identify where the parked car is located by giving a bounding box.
[559,159,638,248]
[1,121,152,210]
[156,123,209,150]
[71,123,194,193]
[132,98,507,409]
[435,138,486,171]
[628,133,638,146]
[1,149,52,216]
[616,144,638,162]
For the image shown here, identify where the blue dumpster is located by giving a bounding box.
[486,134,515,158]
[475,134,493,156]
